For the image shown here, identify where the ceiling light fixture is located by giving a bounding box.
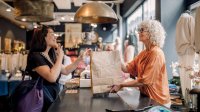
[74,2,118,23]
[21,18,26,22]
[14,0,54,22]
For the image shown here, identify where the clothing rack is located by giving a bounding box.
[0,51,28,73]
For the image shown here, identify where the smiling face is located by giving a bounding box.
[45,28,58,48]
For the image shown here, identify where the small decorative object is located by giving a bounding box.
[170,61,180,77]
[82,32,92,45]
[97,37,103,51]
[91,31,99,43]
[182,62,200,88]
[65,78,80,89]
[192,72,200,88]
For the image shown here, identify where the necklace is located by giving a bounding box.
[40,52,54,65]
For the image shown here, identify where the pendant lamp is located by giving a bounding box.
[14,0,54,22]
[74,2,118,23]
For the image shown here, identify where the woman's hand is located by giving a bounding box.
[79,49,91,61]
[109,84,122,93]
[55,44,64,59]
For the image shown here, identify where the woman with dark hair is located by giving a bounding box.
[26,25,86,111]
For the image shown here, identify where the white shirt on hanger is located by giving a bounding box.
[176,13,195,56]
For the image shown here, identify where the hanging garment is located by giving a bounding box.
[1,53,7,71]
[176,13,195,56]
[21,54,27,71]
[194,6,200,53]
[176,13,195,103]
[178,55,194,99]
[11,53,20,73]
[18,53,23,70]
[7,54,12,72]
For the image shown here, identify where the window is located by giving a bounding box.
[144,0,156,20]
[112,28,118,42]
[127,6,142,34]
[126,0,156,54]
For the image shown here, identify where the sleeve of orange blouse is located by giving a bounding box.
[126,55,139,76]
[137,52,164,85]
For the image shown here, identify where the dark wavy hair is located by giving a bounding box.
[29,25,56,63]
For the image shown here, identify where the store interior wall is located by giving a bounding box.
[0,18,26,51]
[158,0,185,79]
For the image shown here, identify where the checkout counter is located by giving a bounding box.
[48,87,172,112]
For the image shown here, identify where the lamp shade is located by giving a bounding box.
[14,0,54,22]
[74,2,118,23]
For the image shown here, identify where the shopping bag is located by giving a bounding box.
[91,51,123,94]
[10,77,43,112]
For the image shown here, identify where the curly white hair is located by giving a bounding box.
[138,20,166,48]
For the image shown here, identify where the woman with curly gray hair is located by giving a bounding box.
[110,20,171,108]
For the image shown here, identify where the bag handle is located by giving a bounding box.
[34,77,43,89]
[22,70,29,81]
[21,70,43,89]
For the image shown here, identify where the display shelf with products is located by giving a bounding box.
[65,48,79,57]
[78,44,97,54]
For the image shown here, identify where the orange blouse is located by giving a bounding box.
[126,46,170,105]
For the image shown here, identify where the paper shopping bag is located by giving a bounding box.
[90,51,123,94]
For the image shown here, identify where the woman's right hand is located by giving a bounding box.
[109,84,122,93]
[55,44,64,59]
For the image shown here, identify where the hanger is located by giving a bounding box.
[185,10,191,15]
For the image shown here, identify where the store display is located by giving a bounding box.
[65,78,80,89]
[80,79,91,87]
[91,31,99,43]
